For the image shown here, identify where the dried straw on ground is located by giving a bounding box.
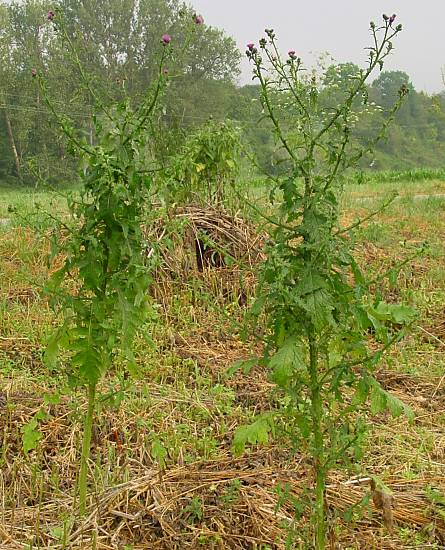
[1,338,445,549]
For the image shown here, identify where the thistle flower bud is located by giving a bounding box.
[193,14,204,25]
[161,34,172,45]
[399,83,408,97]
[389,14,396,25]
[47,10,55,21]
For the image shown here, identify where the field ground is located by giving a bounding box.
[0,181,444,549]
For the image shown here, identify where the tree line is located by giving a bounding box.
[0,0,444,184]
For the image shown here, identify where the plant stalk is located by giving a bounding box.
[308,333,326,550]
[78,382,96,516]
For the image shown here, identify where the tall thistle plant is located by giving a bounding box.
[35,9,204,515]
[234,14,418,548]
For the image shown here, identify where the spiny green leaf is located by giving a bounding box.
[369,378,414,421]
[295,413,311,438]
[232,415,273,456]
[352,376,371,406]
[44,321,69,370]
[367,302,417,325]
[303,288,335,330]
[269,337,305,387]
[370,381,387,414]
[21,416,43,455]
[72,345,106,386]
[250,295,266,316]
[151,439,168,469]
[226,357,259,377]
[385,389,415,421]
[349,256,366,285]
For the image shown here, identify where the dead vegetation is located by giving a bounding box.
[1,325,445,549]
[146,204,264,306]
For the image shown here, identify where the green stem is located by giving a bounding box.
[308,333,326,550]
[78,382,96,516]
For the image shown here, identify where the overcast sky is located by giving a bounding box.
[191,0,444,94]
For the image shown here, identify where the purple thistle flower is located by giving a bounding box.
[161,34,172,45]
[288,50,297,59]
[247,43,255,51]
[389,14,396,24]
[47,10,55,21]
[31,68,37,77]
[193,14,204,25]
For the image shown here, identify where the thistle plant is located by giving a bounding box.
[35,9,191,515]
[235,15,417,548]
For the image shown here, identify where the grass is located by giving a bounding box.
[0,180,444,548]
[0,183,73,222]
[347,167,445,185]
[345,179,445,200]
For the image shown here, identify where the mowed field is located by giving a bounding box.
[0,180,444,549]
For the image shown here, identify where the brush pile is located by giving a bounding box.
[145,204,265,304]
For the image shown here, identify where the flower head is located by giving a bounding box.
[389,13,396,24]
[31,68,37,77]
[161,34,172,45]
[47,10,55,21]
[163,67,169,75]
[246,43,257,57]
[288,50,297,59]
[193,13,204,25]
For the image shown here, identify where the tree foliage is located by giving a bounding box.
[0,0,240,183]
[1,1,444,184]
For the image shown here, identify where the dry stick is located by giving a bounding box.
[417,325,445,348]
[416,326,445,398]
[432,373,445,400]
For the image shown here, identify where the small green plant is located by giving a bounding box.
[21,392,60,455]
[234,14,418,549]
[183,495,204,524]
[166,118,241,204]
[425,486,445,522]
[21,410,46,455]
[151,438,168,470]
[221,478,242,508]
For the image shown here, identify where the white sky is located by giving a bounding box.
[191,0,444,93]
